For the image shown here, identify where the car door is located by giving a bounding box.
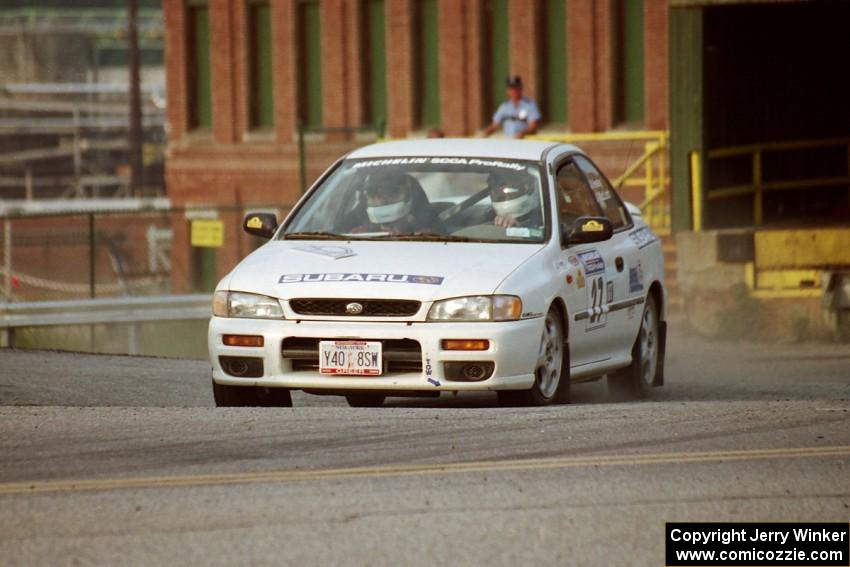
[554,159,619,368]
[573,156,641,361]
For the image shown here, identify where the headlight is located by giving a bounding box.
[212,291,284,319]
[427,295,522,322]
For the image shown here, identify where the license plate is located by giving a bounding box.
[319,340,383,376]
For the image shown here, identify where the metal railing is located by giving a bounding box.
[697,137,850,226]
[532,130,671,234]
[0,89,166,200]
[0,294,211,353]
[0,201,292,302]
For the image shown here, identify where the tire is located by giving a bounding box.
[607,294,659,401]
[345,394,386,408]
[497,307,569,406]
[212,380,293,407]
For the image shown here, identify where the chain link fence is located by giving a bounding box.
[0,202,293,302]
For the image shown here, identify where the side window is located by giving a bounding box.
[574,156,631,230]
[556,161,601,225]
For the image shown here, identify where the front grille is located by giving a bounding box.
[281,337,423,374]
[289,298,421,317]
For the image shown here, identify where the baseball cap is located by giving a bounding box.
[506,75,523,88]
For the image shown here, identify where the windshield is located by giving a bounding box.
[281,157,547,243]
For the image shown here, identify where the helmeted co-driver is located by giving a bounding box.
[488,169,542,229]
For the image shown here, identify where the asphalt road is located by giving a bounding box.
[0,325,848,566]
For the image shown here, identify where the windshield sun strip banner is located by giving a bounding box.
[350,157,526,171]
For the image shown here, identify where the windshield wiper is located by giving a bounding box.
[283,231,348,240]
[373,232,487,242]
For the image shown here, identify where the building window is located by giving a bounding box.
[187,1,212,130]
[541,0,567,125]
[483,0,509,124]
[363,0,387,130]
[297,0,322,128]
[614,0,645,125]
[248,1,274,129]
[416,0,440,129]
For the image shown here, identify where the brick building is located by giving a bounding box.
[163,0,850,339]
[163,0,668,291]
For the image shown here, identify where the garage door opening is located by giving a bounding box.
[675,1,850,230]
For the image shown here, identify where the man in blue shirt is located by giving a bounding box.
[483,75,541,138]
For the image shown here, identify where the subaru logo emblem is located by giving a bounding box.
[346,302,364,315]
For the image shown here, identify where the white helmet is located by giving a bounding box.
[489,171,537,219]
[364,173,413,224]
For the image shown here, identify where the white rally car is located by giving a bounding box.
[209,139,666,407]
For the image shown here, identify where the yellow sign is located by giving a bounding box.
[246,216,264,229]
[582,220,604,232]
[191,219,224,248]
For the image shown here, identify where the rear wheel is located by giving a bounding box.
[345,394,386,408]
[497,308,569,406]
[608,294,659,401]
[212,380,293,407]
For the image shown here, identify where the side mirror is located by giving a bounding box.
[563,216,613,245]
[243,212,278,239]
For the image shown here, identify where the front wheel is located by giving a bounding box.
[607,294,659,400]
[498,308,569,406]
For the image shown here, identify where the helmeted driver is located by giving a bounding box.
[488,169,542,228]
[354,170,443,234]
[365,174,413,225]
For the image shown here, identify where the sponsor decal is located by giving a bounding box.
[352,157,429,169]
[506,227,531,238]
[576,270,586,289]
[629,226,658,249]
[352,157,525,171]
[431,157,525,171]
[592,188,612,201]
[577,250,605,275]
[279,273,445,285]
[568,255,580,267]
[290,245,356,260]
[629,263,645,293]
[246,216,264,229]
[409,275,445,285]
[606,280,614,303]
[582,219,605,232]
[566,274,573,285]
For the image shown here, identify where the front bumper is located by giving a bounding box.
[208,316,542,392]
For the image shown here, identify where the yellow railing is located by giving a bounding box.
[702,137,850,226]
[690,150,702,232]
[531,130,671,235]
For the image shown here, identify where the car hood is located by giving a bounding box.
[226,240,545,301]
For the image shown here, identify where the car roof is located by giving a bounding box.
[347,138,582,161]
